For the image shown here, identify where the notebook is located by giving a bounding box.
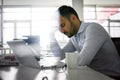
[7,40,41,69]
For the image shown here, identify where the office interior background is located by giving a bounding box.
[0,0,120,55]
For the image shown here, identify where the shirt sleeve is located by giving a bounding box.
[78,23,108,66]
[63,39,76,52]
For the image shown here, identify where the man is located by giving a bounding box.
[50,5,120,79]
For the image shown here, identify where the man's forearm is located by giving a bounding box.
[50,34,65,60]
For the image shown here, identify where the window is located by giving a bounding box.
[3,22,14,42]
[2,6,68,52]
[84,6,120,37]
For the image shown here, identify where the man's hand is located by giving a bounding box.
[49,26,59,41]
[50,26,58,35]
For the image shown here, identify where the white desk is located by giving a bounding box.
[65,53,114,80]
[0,65,67,80]
[0,54,115,80]
[67,66,114,80]
[0,64,114,80]
[0,56,67,80]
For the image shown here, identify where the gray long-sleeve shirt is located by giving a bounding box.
[50,22,120,76]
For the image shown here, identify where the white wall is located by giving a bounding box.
[0,0,3,44]
[72,0,83,20]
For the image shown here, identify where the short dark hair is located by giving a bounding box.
[58,5,79,20]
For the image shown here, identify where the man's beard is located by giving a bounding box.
[67,22,77,38]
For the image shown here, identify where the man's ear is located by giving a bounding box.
[70,14,76,22]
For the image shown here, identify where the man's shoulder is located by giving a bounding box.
[86,22,104,30]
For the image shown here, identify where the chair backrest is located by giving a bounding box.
[111,37,120,56]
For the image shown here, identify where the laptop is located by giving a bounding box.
[7,40,41,69]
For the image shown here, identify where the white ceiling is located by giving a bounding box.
[3,0,72,6]
[1,0,120,6]
[84,0,120,6]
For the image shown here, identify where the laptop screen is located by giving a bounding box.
[7,40,41,69]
